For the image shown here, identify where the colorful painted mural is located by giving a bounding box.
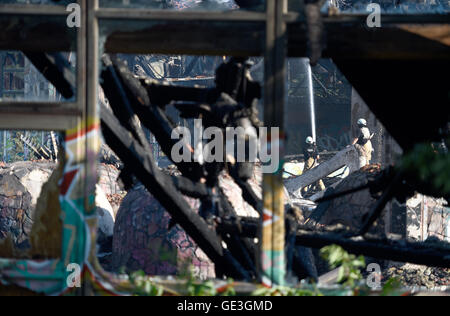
[0,117,106,295]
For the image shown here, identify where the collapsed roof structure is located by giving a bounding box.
[0,0,448,295]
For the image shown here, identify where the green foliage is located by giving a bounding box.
[128,270,164,296]
[176,256,196,280]
[176,258,236,296]
[183,265,235,296]
[251,285,322,297]
[186,278,217,296]
[125,246,405,296]
[219,280,237,297]
[320,245,366,288]
[380,277,403,297]
[400,141,450,197]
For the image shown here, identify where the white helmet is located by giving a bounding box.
[357,118,367,127]
[305,136,314,145]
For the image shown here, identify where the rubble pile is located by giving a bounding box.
[107,193,127,218]
[307,164,385,236]
[219,169,261,218]
[98,161,126,217]
[0,161,125,253]
[109,159,312,277]
[384,264,450,289]
[0,162,53,247]
[98,163,123,196]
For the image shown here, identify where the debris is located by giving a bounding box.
[111,184,215,279]
[0,169,36,246]
[306,164,386,236]
[285,146,360,199]
[384,264,450,289]
[0,159,125,258]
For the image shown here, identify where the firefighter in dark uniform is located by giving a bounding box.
[302,136,325,194]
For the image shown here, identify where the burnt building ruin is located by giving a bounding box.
[0,0,448,296]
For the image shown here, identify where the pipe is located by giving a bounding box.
[305,58,317,142]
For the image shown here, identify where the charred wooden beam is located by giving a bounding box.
[289,22,450,60]
[20,49,258,279]
[101,54,150,146]
[100,57,206,181]
[2,11,448,60]
[171,176,210,199]
[142,80,216,106]
[0,16,75,52]
[294,230,450,269]
[102,21,450,60]
[220,216,450,269]
[23,52,75,99]
[100,101,250,280]
[228,168,262,214]
[217,188,257,278]
[284,146,360,198]
[103,20,265,57]
[358,172,403,236]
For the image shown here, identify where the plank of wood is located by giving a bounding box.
[103,21,265,56]
[222,216,450,269]
[284,146,360,198]
[294,229,450,269]
[0,4,68,16]
[0,113,78,131]
[95,8,267,22]
[398,24,450,47]
[0,18,75,52]
[0,17,448,60]
[288,22,450,59]
[23,52,76,99]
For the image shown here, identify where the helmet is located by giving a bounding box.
[357,118,367,127]
[305,136,314,145]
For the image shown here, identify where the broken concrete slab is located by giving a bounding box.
[19,168,51,206]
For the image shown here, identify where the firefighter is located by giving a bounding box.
[302,136,325,194]
[352,118,374,168]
